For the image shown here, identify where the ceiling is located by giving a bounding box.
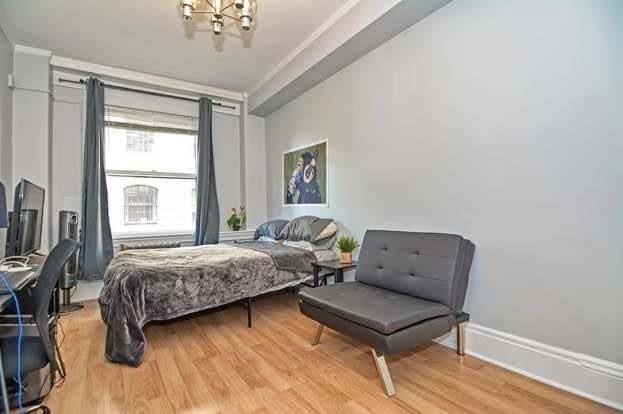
[0,0,345,92]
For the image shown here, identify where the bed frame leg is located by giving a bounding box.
[247,297,252,328]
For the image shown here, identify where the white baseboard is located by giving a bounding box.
[436,323,623,411]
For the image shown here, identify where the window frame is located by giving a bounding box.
[123,185,159,225]
[104,107,199,239]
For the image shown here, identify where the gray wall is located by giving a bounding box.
[0,28,12,255]
[265,0,623,364]
[12,48,51,251]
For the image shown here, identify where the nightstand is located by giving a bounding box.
[312,260,358,287]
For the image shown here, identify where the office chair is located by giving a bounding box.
[0,239,81,413]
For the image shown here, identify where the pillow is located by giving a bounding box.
[283,240,334,251]
[283,240,319,251]
[258,236,280,243]
[254,219,289,240]
[315,222,337,241]
[277,216,334,242]
[313,233,338,250]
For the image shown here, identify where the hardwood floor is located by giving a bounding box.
[44,294,615,414]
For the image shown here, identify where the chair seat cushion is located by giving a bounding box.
[0,336,48,379]
[299,282,452,335]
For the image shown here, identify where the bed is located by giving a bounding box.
[99,240,335,366]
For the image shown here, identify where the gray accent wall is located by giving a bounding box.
[265,0,623,364]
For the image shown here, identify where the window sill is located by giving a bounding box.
[112,229,256,248]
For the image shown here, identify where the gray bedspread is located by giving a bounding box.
[98,242,316,366]
[234,240,317,272]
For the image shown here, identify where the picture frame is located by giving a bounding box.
[282,139,328,207]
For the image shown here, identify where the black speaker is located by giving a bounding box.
[58,210,82,313]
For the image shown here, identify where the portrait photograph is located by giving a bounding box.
[283,139,328,206]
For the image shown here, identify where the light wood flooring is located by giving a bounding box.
[43,294,616,414]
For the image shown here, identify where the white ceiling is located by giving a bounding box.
[0,0,345,92]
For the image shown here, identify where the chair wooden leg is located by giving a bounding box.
[457,322,467,356]
[310,324,324,345]
[371,349,396,397]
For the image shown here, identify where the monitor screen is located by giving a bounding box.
[0,182,7,228]
[6,179,45,256]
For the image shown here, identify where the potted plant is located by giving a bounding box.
[336,236,360,264]
[226,207,246,231]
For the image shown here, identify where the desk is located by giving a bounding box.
[0,267,41,414]
[0,271,39,311]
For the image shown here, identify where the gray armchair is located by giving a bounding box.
[299,230,475,396]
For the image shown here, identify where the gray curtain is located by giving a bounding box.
[194,97,220,245]
[79,78,113,280]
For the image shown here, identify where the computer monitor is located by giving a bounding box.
[5,179,45,256]
[0,181,7,229]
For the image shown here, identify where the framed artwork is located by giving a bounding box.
[282,139,328,207]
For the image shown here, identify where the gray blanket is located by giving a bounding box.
[234,240,317,272]
[98,242,316,366]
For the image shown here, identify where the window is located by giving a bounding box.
[124,185,158,224]
[105,105,198,237]
[126,131,154,153]
[191,187,197,223]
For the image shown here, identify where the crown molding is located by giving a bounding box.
[14,44,52,58]
[248,0,450,116]
[248,0,362,96]
[50,55,244,102]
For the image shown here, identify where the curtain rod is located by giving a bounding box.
[57,78,237,110]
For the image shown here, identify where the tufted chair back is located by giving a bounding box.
[355,230,475,312]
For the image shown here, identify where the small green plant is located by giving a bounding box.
[336,236,360,253]
[226,207,246,231]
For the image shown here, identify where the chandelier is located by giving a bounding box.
[180,0,257,35]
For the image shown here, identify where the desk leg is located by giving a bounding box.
[313,265,319,287]
[0,345,10,414]
[335,269,344,283]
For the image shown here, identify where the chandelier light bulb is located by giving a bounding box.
[213,0,223,18]
[179,0,256,35]
[240,0,254,30]
[181,0,194,20]
[212,16,223,35]
[241,15,252,31]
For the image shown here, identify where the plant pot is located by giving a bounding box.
[231,225,242,231]
[340,252,352,264]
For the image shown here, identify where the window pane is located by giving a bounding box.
[124,185,158,225]
[108,176,196,235]
[126,131,155,153]
[105,127,197,174]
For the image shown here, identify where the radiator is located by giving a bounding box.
[119,241,182,251]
